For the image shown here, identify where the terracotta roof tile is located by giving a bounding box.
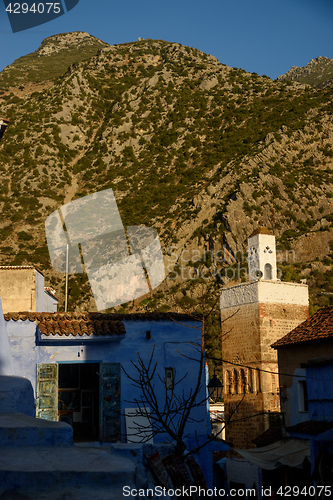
[4,311,199,338]
[286,420,333,436]
[272,307,333,349]
[44,287,58,300]
[4,312,126,338]
[252,428,283,447]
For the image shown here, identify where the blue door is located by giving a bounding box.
[99,363,121,441]
[36,364,58,421]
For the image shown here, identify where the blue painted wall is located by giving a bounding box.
[306,364,333,422]
[6,317,208,446]
[286,368,310,427]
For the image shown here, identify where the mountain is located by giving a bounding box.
[277,56,333,88]
[0,32,108,90]
[1,33,333,356]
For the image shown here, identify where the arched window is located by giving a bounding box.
[240,369,246,394]
[225,370,231,394]
[256,368,261,394]
[264,263,272,280]
[247,368,253,393]
[233,369,238,394]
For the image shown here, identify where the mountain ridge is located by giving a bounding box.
[0,33,333,350]
[278,56,333,88]
[0,31,109,91]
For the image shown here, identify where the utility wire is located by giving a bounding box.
[209,355,333,381]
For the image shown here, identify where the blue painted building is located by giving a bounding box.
[2,309,228,486]
[272,307,333,486]
[286,357,333,485]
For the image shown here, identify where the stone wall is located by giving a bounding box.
[0,268,39,313]
[221,281,309,448]
[0,267,58,313]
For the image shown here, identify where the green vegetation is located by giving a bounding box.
[0,34,332,317]
[0,32,108,88]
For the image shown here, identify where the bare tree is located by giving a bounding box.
[122,289,240,457]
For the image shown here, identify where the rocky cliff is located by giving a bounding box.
[278,56,333,88]
[0,33,333,343]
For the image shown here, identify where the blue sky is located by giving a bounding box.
[0,0,333,79]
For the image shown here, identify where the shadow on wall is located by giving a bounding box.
[0,299,15,377]
[0,375,35,417]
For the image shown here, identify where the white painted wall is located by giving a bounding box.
[0,299,15,375]
[226,457,261,495]
[35,270,45,312]
[248,233,277,281]
[44,291,58,313]
[284,368,309,428]
[34,271,58,312]
[220,281,309,310]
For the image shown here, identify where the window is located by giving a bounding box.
[233,369,239,394]
[255,368,261,394]
[298,380,308,412]
[247,368,253,393]
[240,369,246,394]
[165,367,174,390]
[264,263,272,280]
[225,370,231,394]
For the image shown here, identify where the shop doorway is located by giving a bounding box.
[58,363,99,441]
[36,362,121,442]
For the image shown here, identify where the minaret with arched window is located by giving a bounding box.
[248,227,277,281]
[220,225,309,449]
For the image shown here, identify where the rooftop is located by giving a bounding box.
[0,265,44,276]
[249,227,273,238]
[4,312,126,337]
[286,420,333,436]
[4,311,200,337]
[252,428,283,448]
[272,307,333,349]
[44,287,59,300]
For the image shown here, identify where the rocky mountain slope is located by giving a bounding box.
[278,56,333,87]
[0,32,108,91]
[1,33,333,358]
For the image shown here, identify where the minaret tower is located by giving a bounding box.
[220,227,309,448]
[248,227,277,281]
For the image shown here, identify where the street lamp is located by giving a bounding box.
[208,372,223,402]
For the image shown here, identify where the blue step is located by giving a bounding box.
[0,445,136,491]
[0,412,73,447]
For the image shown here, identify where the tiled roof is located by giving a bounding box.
[272,307,333,349]
[4,311,200,337]
[252,428,283,448]
[44,287,58,300]
[286,420,333,436]
[0,265,44,276]
[4,312,126,337]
